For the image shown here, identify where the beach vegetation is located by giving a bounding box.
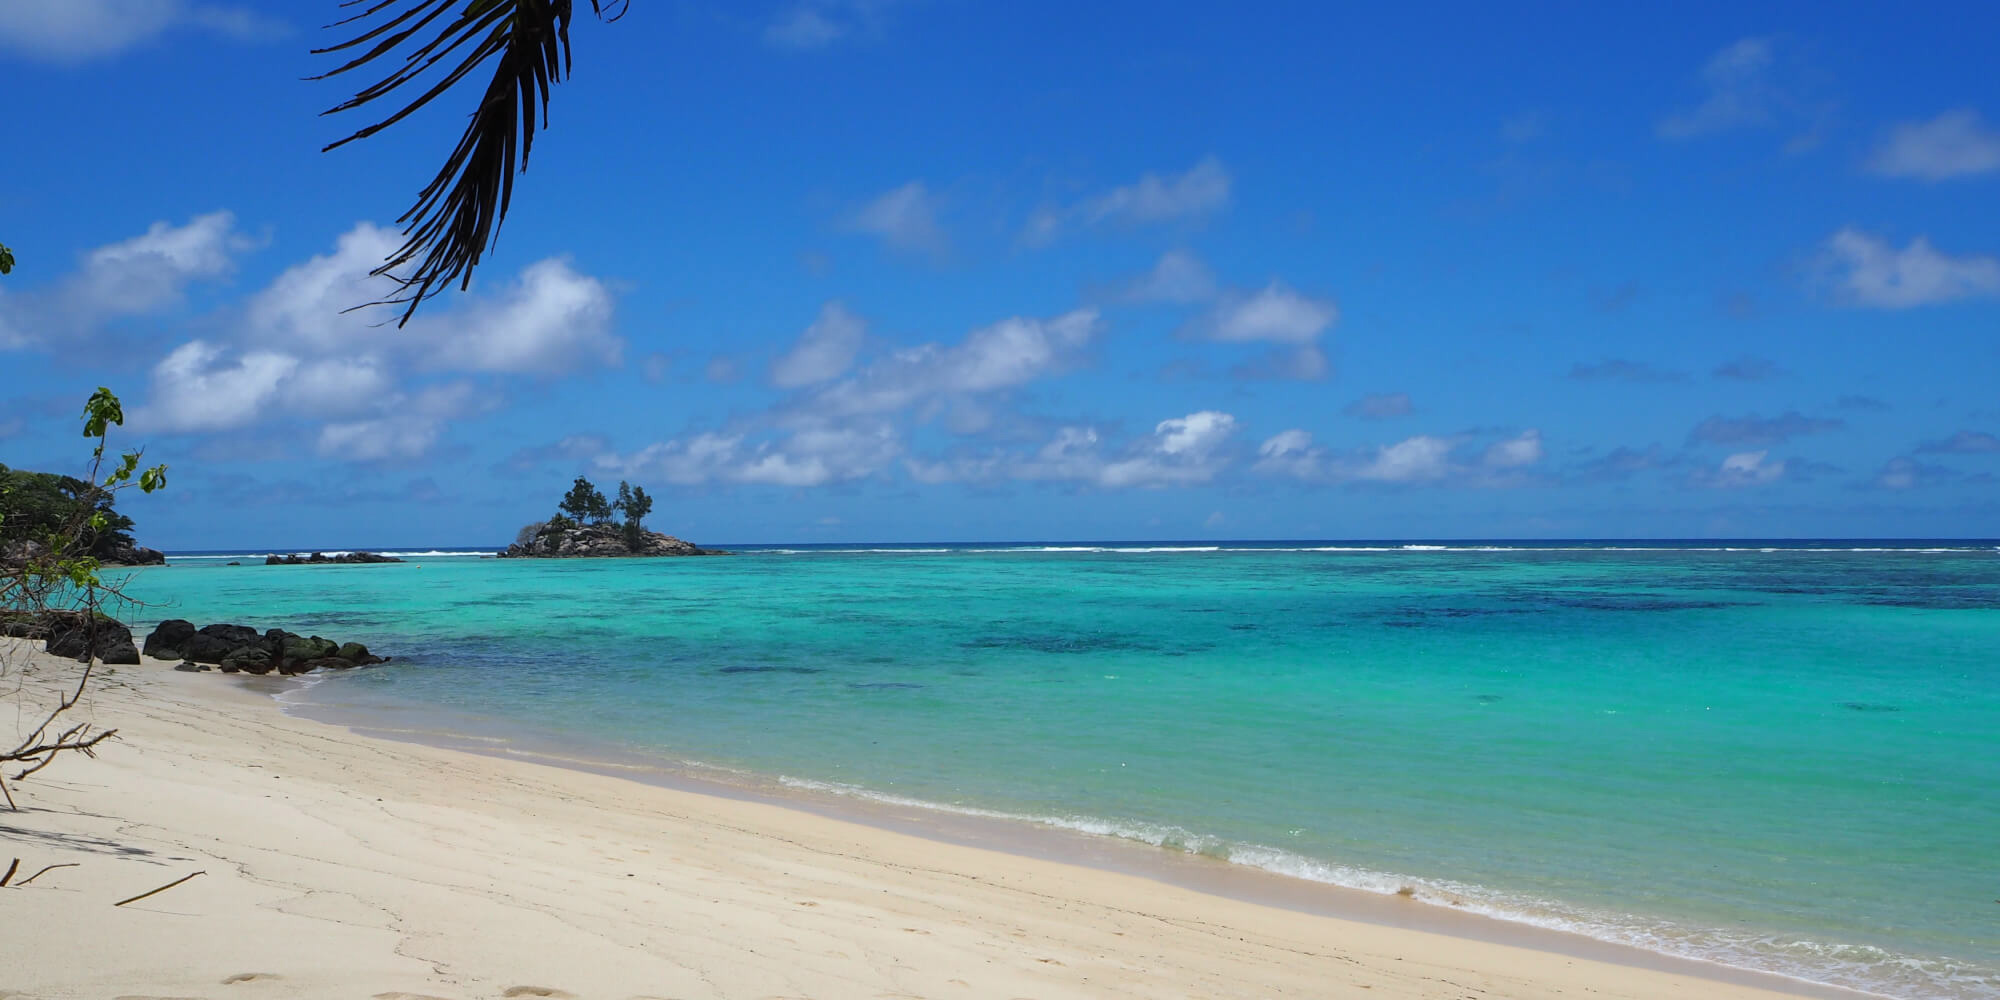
[1,387,168,808]
[614,480,653,549]
[558,476,614,524]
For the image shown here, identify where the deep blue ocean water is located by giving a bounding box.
[118,541,2000,999]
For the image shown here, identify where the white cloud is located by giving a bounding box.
[316,383,477,462]
[1657,37,1779,139]
[611,422,902,488]
[0,1,286,63]
[907,411,1240,490]
[1024,158,1231,245]
[1702,450,1787,488]
[132,340,298,433]
[805,308,1100,417]
[1120,250,1217,304]
[1202,281,1337,344]
[1357,435,1456,483]
[1868,110,2000,180]
[1180,280,1338,381]
[1814,227,2000,308]
[772,301,866,388]
[1085,157,1233,225]
[121,220,618,460]
[1098,411,1237,488]
[246,224,618,373]
[1483,429,1544,469]
[419,258,618,373]
[1255,428,1545,487]
[0,212,253,347]
[848,181,946,253]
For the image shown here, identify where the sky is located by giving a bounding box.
[2,1,1997,547]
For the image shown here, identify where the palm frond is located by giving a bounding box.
[313,0,628,327]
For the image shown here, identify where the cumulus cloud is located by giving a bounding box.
[772,301,866,388]
[0,0,287,63]
[1698,450,1787,488]
[1867,110,2000,180]
[317,383,479,462]
[132,340,298,433]
[803,308,1100,418]
[244,222,618,371]
[1344,392,1414,420]
[1812,227,2000,308]
[1915,430,2000,454]
[848,181,946,253]
[1657,37,1780,139]
[610,422,903,488]
[1484,429,1544,468]
[0,212,254,347]
[1688,411,1843,447]
[1085,157,1232,225]
[1255,428,1544,487]
[1118,250,1218,304]
[1023,158,1231,245]
[125,220,618,460]
[908,410,1241,489]
[1567,359,1687,383]
[1182,281,1337,381]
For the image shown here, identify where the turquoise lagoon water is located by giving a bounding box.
[119,542,2000,998]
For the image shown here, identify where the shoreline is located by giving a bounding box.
[278,673,1879,1000]
[0,636,1866,999]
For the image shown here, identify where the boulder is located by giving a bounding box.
[42,613,139,664]
[182,631,240,664]
[198,623,263,648]
[221,646,274,675]
[283,656,357,675]
[281,635,339,666]
[102,543,166,566]
[335,641,378,664]
[144,619,197,658]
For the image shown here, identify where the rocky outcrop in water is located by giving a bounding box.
[142,618,389,676]
[499,520,724,558]
[265,551,405,565]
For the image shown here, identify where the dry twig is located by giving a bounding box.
[113,870,205,907]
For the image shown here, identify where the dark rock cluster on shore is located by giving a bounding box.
[499,520,725,558]
[2,610,143,664]
[142,619,389,675]
[264,551,405,565]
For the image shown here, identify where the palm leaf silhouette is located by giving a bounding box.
[313,0,628,326]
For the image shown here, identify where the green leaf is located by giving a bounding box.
[82,386,125,438]
[0,242,14,275]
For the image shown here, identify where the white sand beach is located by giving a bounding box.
[1,640,1826,1000]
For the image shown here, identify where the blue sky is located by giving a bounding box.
[3,1,1997,547]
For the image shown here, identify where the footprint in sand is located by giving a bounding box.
[503,989,576,999]
[370,993,455,1000]
[221,973,280,985]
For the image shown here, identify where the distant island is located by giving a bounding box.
[265,551,405,566]
[500,476,724,558]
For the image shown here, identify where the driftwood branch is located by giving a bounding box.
[15,862,78,886]
[0,857,16,886]
[113,870,204,907]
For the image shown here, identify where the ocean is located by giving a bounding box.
[117,541,2000,999]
